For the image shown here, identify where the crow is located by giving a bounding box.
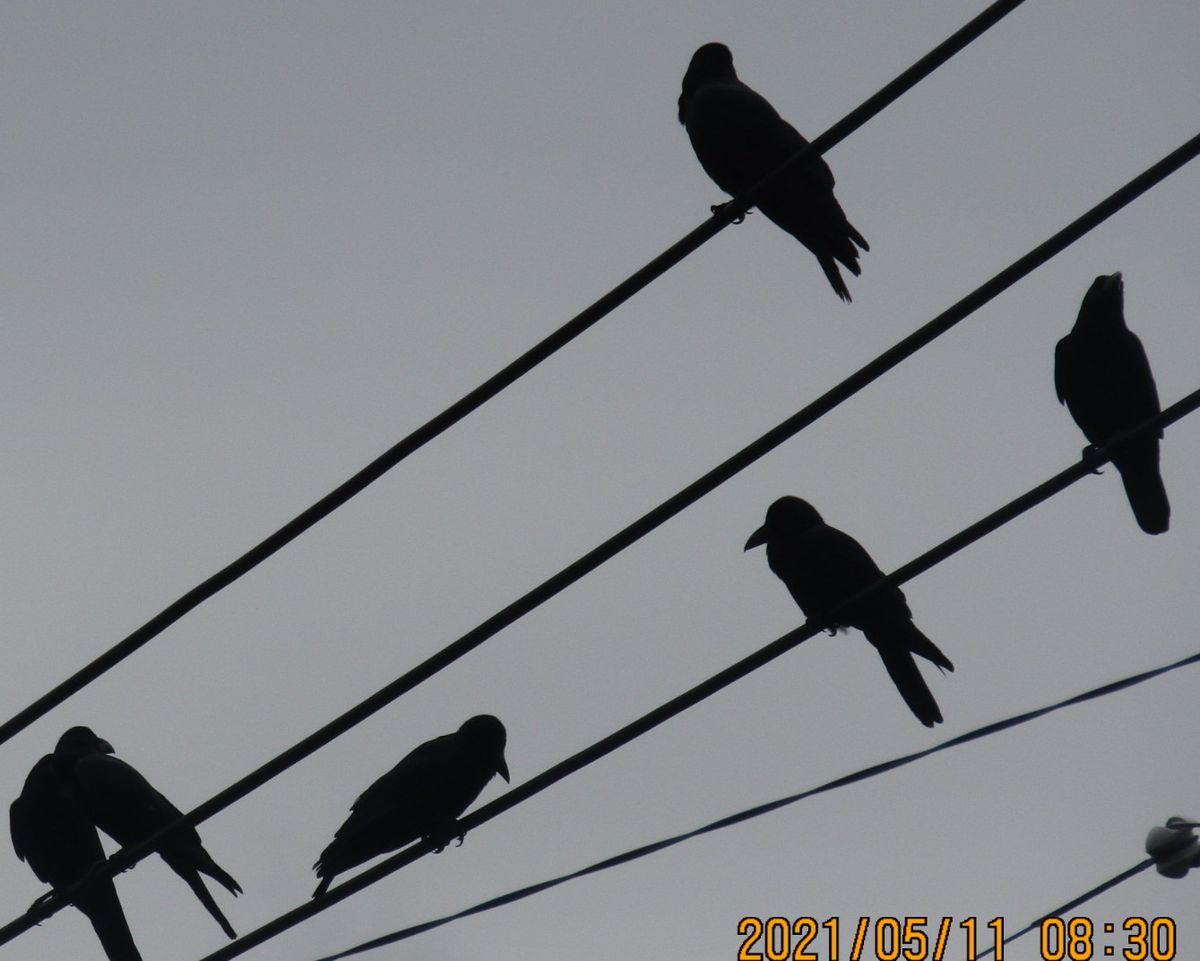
[54,726,242,940]
[678,42,868,302]
[1055,272,1169,534]
[746,496,953,726]
[11,753,143,961]
[312,714,509,897]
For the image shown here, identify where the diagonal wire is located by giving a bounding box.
[2,128,1197,948]
[305,661,1195,961]
[176,390,1200,961]
[972,858,1156,959]
[0,0,1032,751]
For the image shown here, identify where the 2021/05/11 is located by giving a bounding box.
[735,915,1177,961]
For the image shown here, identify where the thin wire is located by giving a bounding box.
[0,0,1032,752]
[3,131,1197,948]
[972,859,1156,959]
[178,391,1200,961]
[305,662,1195,961]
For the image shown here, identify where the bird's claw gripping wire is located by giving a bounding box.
[710,201,748,225]
[28,892,54,916]
[427,825,466,854]
[28,858,112,916]
[1082,445,1105,475]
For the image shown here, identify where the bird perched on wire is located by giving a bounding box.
[1055,272,1169,534]
[745,496,953,726]
[10,753,144,961]
[53,726,242,940]
[312,714,509,898]
[678,42,868,302]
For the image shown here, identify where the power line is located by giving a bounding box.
[303,658,1197,961]
[3,130,1197,948]
[169,392,1199,961]
[972,859,1156,960]
[0,0,1031,752]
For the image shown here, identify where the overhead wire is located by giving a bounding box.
[177,391,1200,961]
[972,858,1157,959]
[302,655,1197,961]
[3,127,1197,949]
[0,0,1033,751]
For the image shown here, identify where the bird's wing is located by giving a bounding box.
[808,525,911,621]
[10,757,59,870]
[725,84,835,189]
[9,795,32,865]
[1112,330,1163,431]
[689,81,835,193]
[10,757,109,887]
[1053,335,1075,405]
[73,753,182,841]
[345,736,454,825]
[319,737,464,868]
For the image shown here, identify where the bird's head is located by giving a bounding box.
[459,714,509,782]
[679,42,736,122]
[1076,271,1125,329]
[688,43,734,76]
[54,725,114,763]
[744,496,824,551]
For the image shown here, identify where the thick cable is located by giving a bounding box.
[0,0,1032,752]
[972,858,1157,959]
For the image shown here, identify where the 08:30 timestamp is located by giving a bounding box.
[735,915,1177,961]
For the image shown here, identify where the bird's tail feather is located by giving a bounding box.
[760,198,862,300]
[77,885,144,961]
[1114,455,1170,534]
[845,220,869,253]
[312,843,341,898]
[875,646,943,727]
[818,256,852,303]
[194,850,242,897]
[878,619,950,671]
[828,203,867,270]
[169,863,238,940]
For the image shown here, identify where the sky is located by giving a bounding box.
[3,2,1199,960]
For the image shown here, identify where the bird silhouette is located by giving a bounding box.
[312,714,509,897]
[678,42,868,301]
[746,496,953,726]
[1055,272,1169,534]
[11,753,143,961]
[54,726,242,940]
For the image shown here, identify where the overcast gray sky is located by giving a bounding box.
[3,2,1199,960]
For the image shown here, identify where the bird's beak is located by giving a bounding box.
[1105,271,1123,290]
[744,526,768,551]
[97,739,115,755]
[496,755,510,783]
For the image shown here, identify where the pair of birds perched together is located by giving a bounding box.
[11,716,509,960]
[10,727,242,961]
[687,46,1169,726]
